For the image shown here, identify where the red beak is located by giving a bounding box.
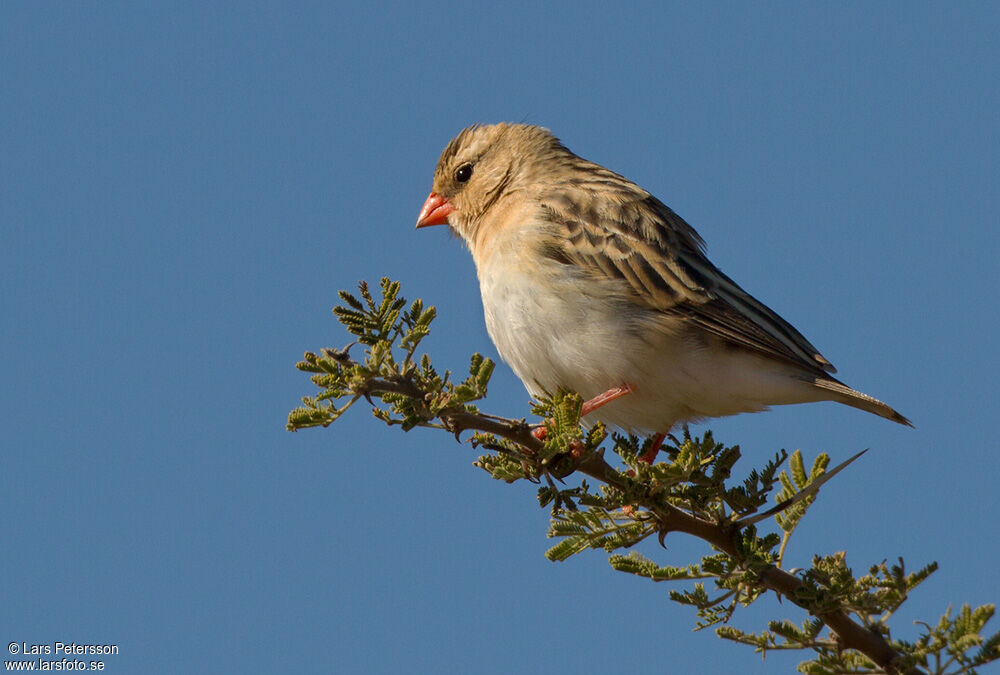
[415,192,455,228]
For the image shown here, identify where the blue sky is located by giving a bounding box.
[2,2,998,673]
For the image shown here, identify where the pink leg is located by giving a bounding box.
[580,384,635,417]
[583,384,667,463]
[639,432,666,465]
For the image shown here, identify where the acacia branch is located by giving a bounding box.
[362,376,913,675]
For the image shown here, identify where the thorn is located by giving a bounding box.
[734,448,869,528]
[522,460,541,483]
[323,342,357,363]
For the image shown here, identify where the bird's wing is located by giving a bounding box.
[537,188,836,375]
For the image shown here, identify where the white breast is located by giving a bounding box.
[474,224,672,427]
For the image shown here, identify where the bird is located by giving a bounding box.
[415,123,910,462]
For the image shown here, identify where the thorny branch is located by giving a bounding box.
[355,380,912,674]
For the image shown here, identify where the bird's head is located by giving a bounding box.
[416,123,566,244]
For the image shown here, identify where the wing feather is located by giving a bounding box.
[537,171,835,375]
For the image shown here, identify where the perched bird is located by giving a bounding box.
[416,123,910,460]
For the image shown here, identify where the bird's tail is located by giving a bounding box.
[814,378,913,427]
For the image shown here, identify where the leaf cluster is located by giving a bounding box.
[288,278,494,434]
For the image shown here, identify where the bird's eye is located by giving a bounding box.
[454,163,473,183]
